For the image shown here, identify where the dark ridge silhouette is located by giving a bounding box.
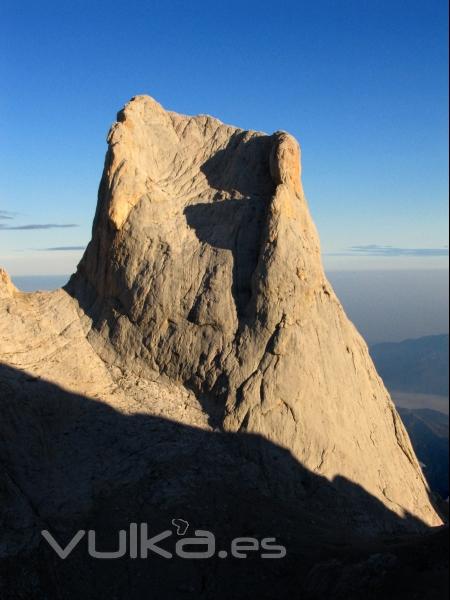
[399,408,449,499]
[370,335,449,397]
[0,362,446,600]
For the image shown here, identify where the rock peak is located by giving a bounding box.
[99,96,305,231]
[0,268,17,298]
[67,96,441,530]
[270,130,303,196]
[0,95,444,598]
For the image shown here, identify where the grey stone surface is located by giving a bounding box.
[0,97,442,576]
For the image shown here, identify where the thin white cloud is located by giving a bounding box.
[39,246,86,251]
[0,223,78,231]
[327,245,449,258]
[0,210,17,221]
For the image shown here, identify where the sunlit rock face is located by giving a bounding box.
[65,95,441,529]
[0,94,444,598]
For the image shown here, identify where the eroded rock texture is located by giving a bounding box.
[0,95,444,600]
[69,96,440,527]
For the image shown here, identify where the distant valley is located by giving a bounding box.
[371,334,449,499]
[371,334,449,397]
[398,408,449,499]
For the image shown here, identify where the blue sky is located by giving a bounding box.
[0,0,448,275]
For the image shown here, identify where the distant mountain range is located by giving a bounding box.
[371,334,449,397]
[371,335,449,499]
[398,408,449,499]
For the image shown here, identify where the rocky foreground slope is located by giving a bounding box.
[0,96,444,599]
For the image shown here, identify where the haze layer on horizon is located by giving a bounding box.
[10,269,449,346]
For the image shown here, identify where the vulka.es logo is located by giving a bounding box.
[41,521,287,560]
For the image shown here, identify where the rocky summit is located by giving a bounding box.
[0,96,444,599]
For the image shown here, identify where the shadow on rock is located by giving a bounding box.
[0,362,445,600]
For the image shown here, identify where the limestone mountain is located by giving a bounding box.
[0,96,444,599]
[69,95,439,527]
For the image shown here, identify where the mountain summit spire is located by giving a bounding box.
[67,96,440,529]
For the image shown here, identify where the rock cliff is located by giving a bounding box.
[0,95,444,599]
[69,95,439,527]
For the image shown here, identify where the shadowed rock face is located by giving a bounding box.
[0,364,446,600]
[66,96,440,528]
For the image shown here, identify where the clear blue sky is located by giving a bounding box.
[0,0,448,275]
